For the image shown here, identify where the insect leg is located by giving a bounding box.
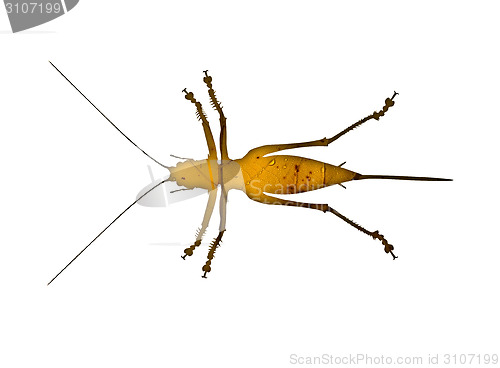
[182,188,218,259]
[247,193,397,259]
[244,92,398,158]
[202,71,229,161]
[201,187,228,278]
[326,91,398,144]
[182,88,218,160]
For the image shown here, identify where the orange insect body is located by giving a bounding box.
[167,155,357,196]
[236,155,357,195]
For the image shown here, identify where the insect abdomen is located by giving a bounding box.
[238,155,358,195]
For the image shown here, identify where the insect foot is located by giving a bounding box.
[182,89,195,102]
[182,240,201,260]
[203,70,212,85]
[371,230,398,260]
[373,91,398,120]
[201,264,211,278]
[182,228,207,259]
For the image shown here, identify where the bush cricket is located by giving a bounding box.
[48,64,451,283]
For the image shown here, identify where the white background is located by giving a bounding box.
[1,1,499,367]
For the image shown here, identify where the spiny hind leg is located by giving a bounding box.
[202,70,229,160]
[248,193,397,259]
[202,188,228,278]
[327,206,397,259]
[245,92,398,158]
[182,189,218,259]
[182,87,218,160]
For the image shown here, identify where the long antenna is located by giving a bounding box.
[47,178,170,286]
[49,61,168,169]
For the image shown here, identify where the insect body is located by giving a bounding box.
[48,65,451,284]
